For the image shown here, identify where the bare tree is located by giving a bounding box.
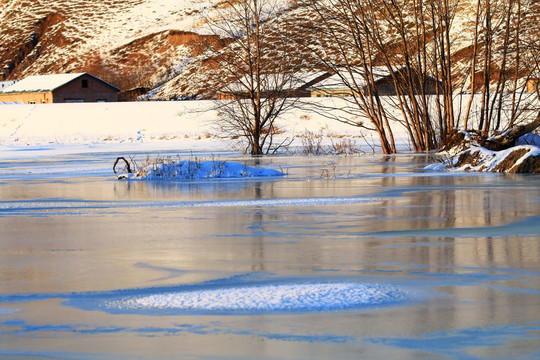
[302,0,540,153]
[298,0,398,154]
[461,0,538,135]
[200,0,538,154]
[301,0,462,152]
[204,0,302,155]
[425,0,460,139]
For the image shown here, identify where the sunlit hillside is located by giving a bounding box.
[1,0,538,100]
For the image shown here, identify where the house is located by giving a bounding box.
[0,73,120,104]
[310,67,441,97]
[310,68,388,97]
[526,77,539,93]
[217,72,332,100]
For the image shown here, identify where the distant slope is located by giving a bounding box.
[1,0,536,101]
[0,0,217,93]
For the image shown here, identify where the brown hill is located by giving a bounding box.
[1,0,537,101]
[0,0,219,94]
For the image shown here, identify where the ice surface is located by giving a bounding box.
[0,309,20,314]
[1,147,539,359]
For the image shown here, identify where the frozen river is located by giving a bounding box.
[0,151,539,359]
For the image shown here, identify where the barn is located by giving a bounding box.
[310,67,442,97]
[0,73,119,104]
[526,77,539,93]
[217,72,332,100]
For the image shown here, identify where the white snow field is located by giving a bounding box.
[1,97,537,162]
[0,99,412,157]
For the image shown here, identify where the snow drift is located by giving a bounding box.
[117,158,285,180]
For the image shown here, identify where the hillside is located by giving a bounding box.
[0,0,220,94]
[1,0,538,101]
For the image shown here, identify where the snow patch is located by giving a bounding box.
[122,160,285,180]
[423,163,448,172]
[105,282,412,313]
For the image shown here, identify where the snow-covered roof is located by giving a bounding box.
[311,67,390,91]
[0,73,85,93]
[0,80,18,91]
[0,73,119,93]
[221,72,330,93]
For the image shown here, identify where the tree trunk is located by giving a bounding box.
[480,114,540,151]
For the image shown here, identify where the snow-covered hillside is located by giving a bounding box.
[0,1,474,90]
[1,0,537,102]
[142,0,482,101]
[0,0,217,89]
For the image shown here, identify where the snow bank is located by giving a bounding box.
[105,282,412,313]
[452,145,540,173]
[0,101,218,146]
[423,163,448,172]
[120,159,285,180]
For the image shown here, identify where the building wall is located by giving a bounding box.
[53,74,118,103]
[0,74,118,103]
[311,89,356,97]
[526,78,539,93]
[218,89,311,100]
[311,75,442,97]
[0,92,53,104]
[374,76,441,95]
[218,92,235,100]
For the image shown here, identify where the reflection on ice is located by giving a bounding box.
[366,216,540,239]
[104,282,412,314]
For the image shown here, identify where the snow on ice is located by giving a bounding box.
[118,159,285,180]
[104,282,413,313]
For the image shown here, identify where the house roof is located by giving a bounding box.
[0,80,18,91]
[309,67,442,92]
[0,73,119,93]
[220,72,330,93]
[310,67,390,91]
